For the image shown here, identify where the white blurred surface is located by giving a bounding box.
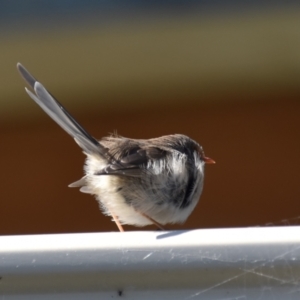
[1,226,300,299]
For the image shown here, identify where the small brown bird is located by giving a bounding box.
[17,63,215,231]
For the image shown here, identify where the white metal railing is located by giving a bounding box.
[1,226,300,299]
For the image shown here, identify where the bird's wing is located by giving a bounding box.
[96,146,167,177]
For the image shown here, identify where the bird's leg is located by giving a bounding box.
[139,211,165,231]
[111,213,124,232]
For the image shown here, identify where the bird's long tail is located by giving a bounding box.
[17,63,107,156]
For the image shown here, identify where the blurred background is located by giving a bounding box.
[1,1,300,235]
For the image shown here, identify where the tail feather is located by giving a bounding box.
[17,63,106,156]
[68,177,87,188]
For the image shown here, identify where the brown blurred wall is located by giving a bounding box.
[1,8,300,235]
[1,92,299,235]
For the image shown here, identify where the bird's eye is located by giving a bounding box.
[126,146,140,156]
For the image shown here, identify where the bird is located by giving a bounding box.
[17,63,215,232]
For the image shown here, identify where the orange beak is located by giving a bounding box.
[203,156,216,164]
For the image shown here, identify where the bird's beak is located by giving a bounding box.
[203,156,216,164]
